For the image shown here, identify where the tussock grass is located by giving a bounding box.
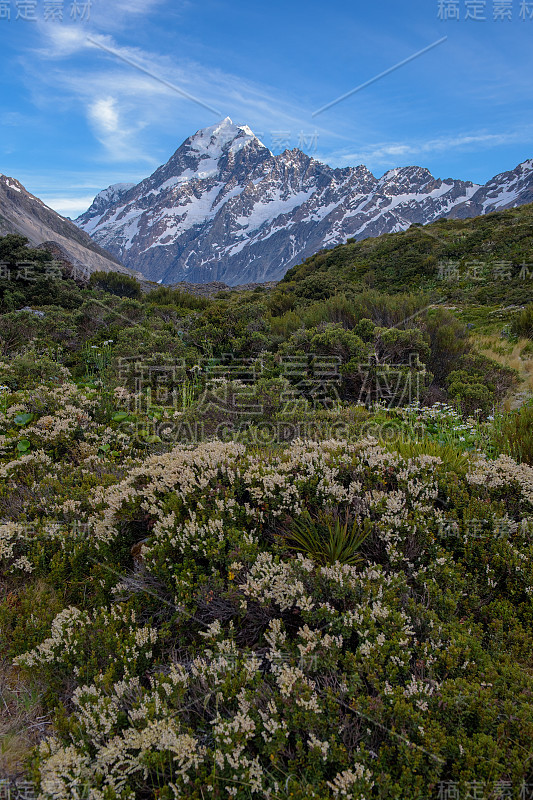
[0,659,47,779]
[489,404,533,464]
[382,436,474,475]
[283,511,371,566]
[474,335,533,406]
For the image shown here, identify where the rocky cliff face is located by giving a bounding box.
[76,118,533,285]
[447,159,533,218]
[0,175,140,280]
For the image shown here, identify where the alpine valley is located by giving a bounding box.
[75,117,533,285]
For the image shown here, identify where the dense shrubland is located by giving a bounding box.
[1,210,533,799]
[283,203,533,304]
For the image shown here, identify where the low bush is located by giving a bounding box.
[89,270,142,299]
[511,303,533,339]
[489,403,533,464]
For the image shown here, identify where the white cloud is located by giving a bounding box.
[327,129,533,171]
[27,25,343,165]
[39,194,99,218]
[37,0,174,41]
[82,93,155,162]
[111,0,169,15]
[38,25,89,58]
[89,97,119,134]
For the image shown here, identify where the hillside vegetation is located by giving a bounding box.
[1,206,533,800]
[282,202,533,305]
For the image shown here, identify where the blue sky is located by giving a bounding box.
[1,0,533,217]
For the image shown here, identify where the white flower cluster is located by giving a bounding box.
[10,434,533,798]
[15,605,157,677]
[326,763,374,798]
[14,606,88,667]
[240,552,315,612]
[467,453,533,507]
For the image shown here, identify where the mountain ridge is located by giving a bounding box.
[0,174,142,280]
[75,118,533,285]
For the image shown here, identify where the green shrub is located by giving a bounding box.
[490,403,533,464]
[446,369,494,415]
[423,307,471,383]
[89,270,142,299]
[144,285,210,310]
[511,303,533,338]
[445,353,517,416]
[0,351,70,390]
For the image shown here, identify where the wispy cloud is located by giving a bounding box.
[85,94,154,163]
[87,36,222,115]
[39,0,175,37]
[39,194,99,218]
[0,111,36,127]
[27,23,345,165]
[327,129,533,172]
[89,96,119,134]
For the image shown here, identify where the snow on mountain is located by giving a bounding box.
[80,183,136,233]
[75,118,533,285]
[449,159,533,218]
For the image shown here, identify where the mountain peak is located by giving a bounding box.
[188,117,263,154]
[74,123,533,286]
[0,174,26,194]
[83,183,136,225]
[379,165,434,183]
[516,158,533,172]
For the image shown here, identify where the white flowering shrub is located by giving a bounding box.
[2,431,532,799]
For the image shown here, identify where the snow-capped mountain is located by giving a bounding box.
[0,174,141,280]
[82,182,136,219]
[448,159,533,218]
[76,118,533,285]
